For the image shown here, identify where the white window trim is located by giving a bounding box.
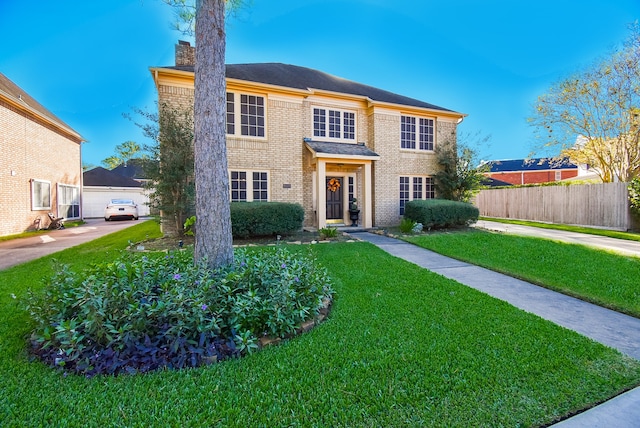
[226,91,267,139]
[312,106,357,143]
[31,179,51,210]
[57,183,81,219]
[400,114,436,152]
[229,170,270,202]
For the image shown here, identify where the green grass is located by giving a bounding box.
[1,223,639,426]
[481,216,640,242]
[405,229,640,318]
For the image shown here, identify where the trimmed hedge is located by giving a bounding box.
[404,199,479,229]
[231,202,305,238]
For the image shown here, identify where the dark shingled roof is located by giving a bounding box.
[84,167,142,187]
[487,157,578,173]
[0,72,83,140]
[111,159,149,180]
[482,177,513,187]
[163,63,454,112]
[305,140,379,158]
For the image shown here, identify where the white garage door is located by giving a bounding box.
[83,186,151,218]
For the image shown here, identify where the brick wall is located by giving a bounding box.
[488,169,579,185]
[0,99,81,236]
[369,111,449,226]
[175,41,195,67]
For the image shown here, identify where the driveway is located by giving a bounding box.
[0,218,143,271]
[474,220,640,258]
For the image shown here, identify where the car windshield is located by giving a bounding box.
[110,199,134,205]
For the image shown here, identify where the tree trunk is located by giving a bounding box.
[194,0,233,268]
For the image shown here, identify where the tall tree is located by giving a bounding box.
[193,0,233,267]
[530,23,640,182]
[133,103,195,236]
[163,0,243,267]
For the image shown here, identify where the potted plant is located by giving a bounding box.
[348,198,360,227]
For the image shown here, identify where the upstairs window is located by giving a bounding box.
[313,108,356,141]
[226,92,265,138]
[401,115,435,151]
[241,94,265,137]
[226,92,235,135]
[401,116,416,149]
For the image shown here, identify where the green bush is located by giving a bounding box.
[404,199,479,229]
[24,247,333,376]
[319,227,338,239]
[629,178,640,215]
[231,202,305,238]
[399,218,417,233]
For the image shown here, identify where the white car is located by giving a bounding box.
[104,199,139,221]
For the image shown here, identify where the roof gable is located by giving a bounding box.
[111,159,149,180]
[83,167,142,187]
[0,72,83,142]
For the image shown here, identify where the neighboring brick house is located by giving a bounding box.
[150,42,465,229]
[483,158,579,186]
[0,72,83,236]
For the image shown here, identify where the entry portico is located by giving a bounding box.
[305,139,379,229]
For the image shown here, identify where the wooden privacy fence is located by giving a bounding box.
[474,182,632,230]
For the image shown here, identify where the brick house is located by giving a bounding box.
[483,158,580,186]
[0,72,83,236]
[150,42,465,229]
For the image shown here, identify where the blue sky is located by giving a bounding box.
[1,0,638,167]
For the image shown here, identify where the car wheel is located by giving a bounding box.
[105,217,109,221]
[134,217,139,220]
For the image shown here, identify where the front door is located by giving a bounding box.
[326,177,343,222]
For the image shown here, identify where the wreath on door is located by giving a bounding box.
[327,178,341,192]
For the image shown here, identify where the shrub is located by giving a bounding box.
[404,199,479,229]
[629,178,640,215]
[24,247,333,377]
[231,202,305,238]
[318,227,338,239]
[399,218,416,233]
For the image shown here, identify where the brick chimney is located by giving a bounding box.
[175,40,195,67]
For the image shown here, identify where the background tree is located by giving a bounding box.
[133,103,195,236]
[101,140,145,169]
[434,132,490,202]
[530,23,640,182]
[82,162,97,172]
[162,0,243,268]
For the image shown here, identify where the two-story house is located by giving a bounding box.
[0,72,83,237]
[150,41,465,229]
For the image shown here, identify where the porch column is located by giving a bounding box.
[317,160,327,229]
[363,161,373,228]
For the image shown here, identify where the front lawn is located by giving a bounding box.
[405,229,640,318]
[1,222,639,426]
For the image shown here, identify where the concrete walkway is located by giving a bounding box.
[351,231,640,427]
